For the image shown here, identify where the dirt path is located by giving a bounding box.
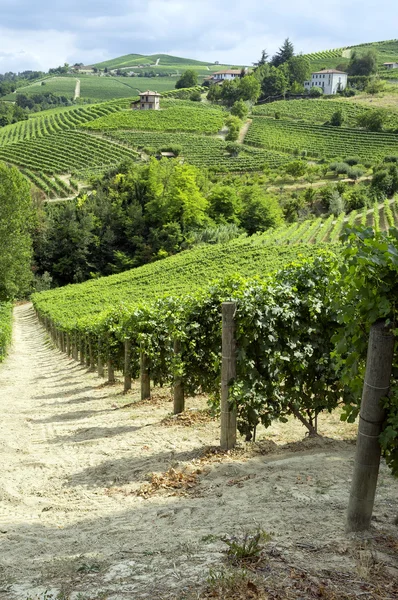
[74,79,80,100]
[1,305,398,599]
[238,118,252,143]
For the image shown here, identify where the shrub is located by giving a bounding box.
[347,167,364,180]
[190,90,202,102]
[345,157,361,166]
[328,190,345,215]
[231,100,248,120]
[330,109,343,127]
[330,162,350,175]
[309,86,323,97]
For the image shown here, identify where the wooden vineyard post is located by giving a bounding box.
[60,331,65,353]
[72,332,78,361]
[220,302,237,451]
[124,340,132,392]
[80,335,85,365]
[173,338,184,414]
[107,335,115,384]
[85,336,91,368]
[97,337,105,377]
[66,334,71,357]
[140,344,151,400]
[346,320,395,532]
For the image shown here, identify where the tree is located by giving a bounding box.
[366,78,386,96]
[239,186,283,234]
[175,70,198,89]
[0,162,33,299]
[261,66,288,98]
[208,185,241,224]
[220,80,240,106]
[284,160,307,177]
[356,109,386,132]
[330,109,343,126]
[287,55,310,85]
[237,75,261,103]
[231,99,248,119]
[253,49,269,67]
[348,50,377,76]
[207,84,222,103]
[225,115,241,141]
[271,38,294,67]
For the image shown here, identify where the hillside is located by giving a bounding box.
[93,53,218,70]
[304,39,398,78]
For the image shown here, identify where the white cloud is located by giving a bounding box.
[0,0,396,72]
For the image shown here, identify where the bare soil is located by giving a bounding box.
[0,305,397,600]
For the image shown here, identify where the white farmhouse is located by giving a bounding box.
[384,62,398,69]
[211,69,244,82]
[304,70,348,94]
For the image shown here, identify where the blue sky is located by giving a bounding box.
[0,0,396,72]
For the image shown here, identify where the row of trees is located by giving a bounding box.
[33,159,283,286]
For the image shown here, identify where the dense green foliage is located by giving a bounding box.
[332,226,398,475]
[175,70,198,89]
[0,163,33,300]
[0,302,12,363]
[33,159,289,285]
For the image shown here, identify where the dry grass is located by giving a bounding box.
[161,408,215,428]
[137,466,206,498]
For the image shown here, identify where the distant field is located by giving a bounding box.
[93,52,227,71]
[4,75,179,102]
[245,116,398,161]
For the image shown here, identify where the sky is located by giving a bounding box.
[0,0,396,72]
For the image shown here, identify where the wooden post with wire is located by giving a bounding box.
[124,339,132,392]
[140,344,150,400]
[97,336,105,377]
[173,338,184,414]
[220,301,237,451]
[346,320,395,532]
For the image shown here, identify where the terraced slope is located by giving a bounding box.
[245,117,398,161]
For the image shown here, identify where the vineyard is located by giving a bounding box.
[106,131,290,171]
[245,116,398,161]
[252,99,398,130]
[32,196,398,329]
[83,102,226,134]
[0,101,126,146]
[0,131,138,174]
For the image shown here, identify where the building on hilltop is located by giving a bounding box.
[206,68,249,85]
[384,62,398,69]
[304,70,348,95]
[131,90,161,110]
